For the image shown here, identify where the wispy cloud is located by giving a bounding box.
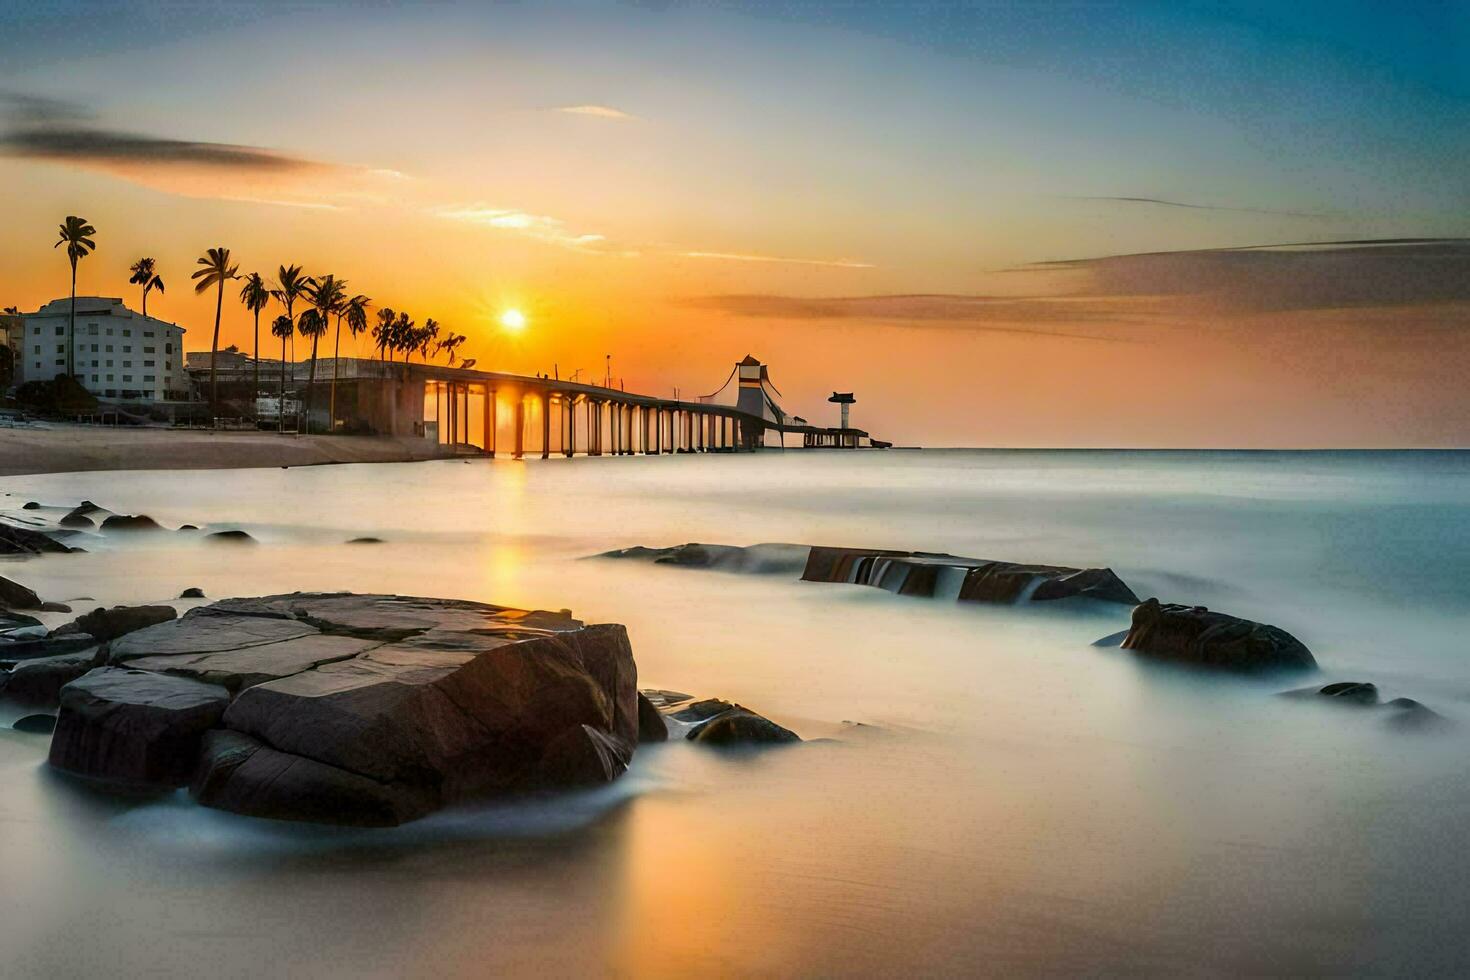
[1063,195,1327,219]
[1,125,326,171]
[435,205,616,252]
[554,104,638,121]
[680,250,875,269]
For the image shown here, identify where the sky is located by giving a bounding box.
[1,0,1467,446]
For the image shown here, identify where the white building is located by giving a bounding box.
[17,297,190,401]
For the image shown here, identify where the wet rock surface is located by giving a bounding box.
[0,574,42,610]
[100,514,163,531]
[1120,598,1316,672]
[664,697,801,746]
[13,713,57,734]
[0,522,75,556]
[206,530,255,543]
[802,546,1140,604]
[1280,681,1451,731]
[3,646,105,706]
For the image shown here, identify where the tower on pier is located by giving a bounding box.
[829,391,855,429]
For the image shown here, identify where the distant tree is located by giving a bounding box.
[238,272,271,415]
[128,257,165,317]
[269,264,311,374]
[436,331,467,366]
[416,318,440,363]
[301,274,343,433]
[373,307,396,362]
[270,313,294,428]
[191,247,240,419]
[54,216,97,377]
[392,312,416,362]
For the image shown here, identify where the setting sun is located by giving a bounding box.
[499,309,527,332]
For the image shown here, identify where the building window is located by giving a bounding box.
[32,345,39,354]
[145,331,155,338]
[106,374,114,381]
[91,375,99,383]
[123,361,132,368]
[144,375,155,382]
[165,343,173,354]
[32,326,40,336]
[91,344,98,352]
[106,328,113,336]
[55,344,64,353]
[88,323,99,335]
[123,329,131,337]
[144,346,155,353]
[123,375,133,382]
[143,359,155,367]
[54,358,65,366]
[55,326,63,336]
[105,345,113,352]
[165,361,172,370]
[91,360,98,367]
[106,360,113,367]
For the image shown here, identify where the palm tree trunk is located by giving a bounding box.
[142,287,148,319]
[209,280,223,421]
[279,334,287,433]
[307,334,320,434]
[330,313,341,430]
[252,310,260,422]
[68,260,77,378]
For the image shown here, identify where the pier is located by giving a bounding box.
[260,355,884,457]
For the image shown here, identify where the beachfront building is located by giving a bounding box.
[15,297,190,401]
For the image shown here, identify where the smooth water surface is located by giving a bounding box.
[3,450,1469,976]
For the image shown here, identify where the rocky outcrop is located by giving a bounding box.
[802,547,1140,605]
[597,542,812,575]
[14,714,56,734]
[179,588,205,599]
[38,592,640,825]
[206,530,255,543]
[0,574,41,610]
[0,634,102,667]
[0,523,75,556]
[1121,598,1316,672]
[637,691,668,743]
[49,667,231,787]
[54,604,177,643]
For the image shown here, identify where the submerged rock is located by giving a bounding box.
[21,501,41,510]
[101,514,163,532]
[13,713,57,735]
[49,667,231,788]
[1279,682,1452,731]
[179,588,206,599]
[346,536,384,545]
[1120,598,1316,672]
[803,546,1139,605]
[0,634,102,667]
[206,530,255,543]
[0,523,75,556]
[598,542,812,575]
[58,514,94,529]
[668,698,801,747]
[55,604,177,643]
[0,574,42,611]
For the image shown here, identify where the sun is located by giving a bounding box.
[499,308,527,331]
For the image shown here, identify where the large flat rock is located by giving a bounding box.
[124,633,382,693]
[110,613,319,661]
[49,667,231,787]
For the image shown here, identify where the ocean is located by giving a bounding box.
[3,449,1468,975]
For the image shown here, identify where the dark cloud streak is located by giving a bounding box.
[1064,195,1328,219]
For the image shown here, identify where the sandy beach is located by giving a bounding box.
[0,423,453,476]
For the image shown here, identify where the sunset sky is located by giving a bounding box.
[2,0,1467,446]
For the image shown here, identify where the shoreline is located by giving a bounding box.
[0,423,454,477]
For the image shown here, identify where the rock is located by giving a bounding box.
[13,714,56,734]
[598,542,812,575]
[59,514,94,529]
[0,634,103,667]
[39,601,72,613]
[206,530,255,543]
[125,633,381,693]
[56,604,177,643]
[641,689,694,708]
[22,501,41,510]
[101,514,163,531]
[665,697,801,746]
[0,523,75,556]
[2,646,106,706]
[534,724,635,787]
[178,525,199,532]
[0,574,41,610]
[1,610,44,633]
[346,536,384,544]
[1317,681,1380,705]
[1120,598,1316,672]
[179,587,206,598]
[1384,698,1452,732]
[1279,683,1452,732]
[69,501,106,517]
[110,612,319,661]
[1091,629,1131,648]
[637,691,668,743]
[801,546,1139,604]
[49,667,231,787]
[191,730,435,827]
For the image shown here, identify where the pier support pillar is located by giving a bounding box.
[541,392,551,459]
[513,396,525,459]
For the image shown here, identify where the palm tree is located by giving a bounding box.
[269,264,310,364]
[301,275,343,433]
[392,312,415,362]
[321,278,355,428]
[416,318,440,363]
[373,307,396,362]
[191,247,240,420]
[238,273,270,418]
[270,313,294,429]
[437,331,467,366]
[54,216,97,377]
[128,257,165,317]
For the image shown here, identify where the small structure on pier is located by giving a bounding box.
[828,391,855,430]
